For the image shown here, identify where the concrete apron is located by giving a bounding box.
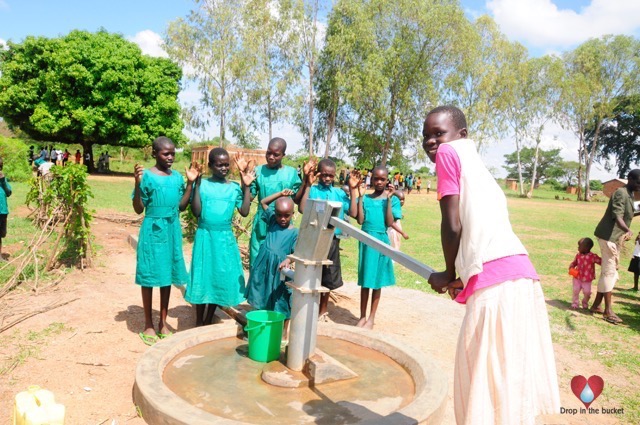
[133,323,447,425]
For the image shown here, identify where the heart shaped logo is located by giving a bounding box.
[571,375,604,408]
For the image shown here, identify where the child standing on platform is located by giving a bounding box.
[133,136,197,345]
[0,157,12,260]
[245,190,298,339]
[351,166,402,329]
[627,232,640,291]
[299,159,357,321]
[387,189,409,251]
[186,148,253,326]
[423,105,559,424]
[238,137,301,267]
[569,237,601,309]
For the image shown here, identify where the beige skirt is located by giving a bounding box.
[454,278,560,425]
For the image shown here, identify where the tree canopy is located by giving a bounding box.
[0,30,185,156]
[503,147,563,185]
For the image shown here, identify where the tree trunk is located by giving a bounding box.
[308,62,314,157]
[324,107,336,159]
[528,127,543,198]
[584,120,602,201]
[83,143,94,173]
[268,100,273,141]
[515,134,525,197]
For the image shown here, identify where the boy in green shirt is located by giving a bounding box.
[0,157,13,260]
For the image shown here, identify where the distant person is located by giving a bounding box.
[132,136,197,345]
[427,179,431,194]
[0,157,12,260]
[627,232,640,291]
[75,150,81,164]
[39,146,47,161]
[84,151,91,169]
[62,149,70,166]
[416,176,422,193]
[591,169,640,324]
[245,189,298,340]
[423,105,559,423]
[405,173,413,194]
[27,146,35,165]
[387,190,409,251]
[50,147,58,165]
[104,151,110,171]
[568,237,601,309]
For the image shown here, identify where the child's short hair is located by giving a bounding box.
[581,237,594,250]
[372,165,388,177]
[152,136,174,152]
[209,147,229,164]
[317,158,336,172]
[428,105,467,131]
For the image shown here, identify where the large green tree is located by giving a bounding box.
[588,95,640,178]
[320,0,468,166]
[559,35,640,200]
[165,0,249,145]
[0,30,185,170]
[503,147,563,186]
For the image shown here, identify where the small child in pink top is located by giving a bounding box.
[569,237,601,309]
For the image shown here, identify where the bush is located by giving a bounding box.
[0,137,32,182]
[590,180,603,191]
[544,178,565,191]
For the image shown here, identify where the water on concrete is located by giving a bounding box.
[163,335,415,424]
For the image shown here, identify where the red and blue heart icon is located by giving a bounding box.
[571,375,604,408]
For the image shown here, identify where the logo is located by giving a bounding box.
[570,375,604,408]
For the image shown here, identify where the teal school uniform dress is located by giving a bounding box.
[358,195,402,289]
[0,176,12,238]
[134,169,188,287]
[186,179,246,306]
[249,164,301,266]
[245,209,298,318]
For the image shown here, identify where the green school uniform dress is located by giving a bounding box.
[0,176,11,215]
[358,195,402,289]
[245,209,298,318]
[186,180,246,306]
[134,169,188,287]
[249,164,301,266]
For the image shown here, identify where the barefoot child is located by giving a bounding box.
[133,136,197,345]
[299,159,357,321]
[240,137,301,267]
[186,148,253,326]
[245,190,298,339]
[351,167,402,329]
[423,105,559,424]
[387,190,409,251]
[0,157,12,260]
[628,232,640,291]
[569,237,601,309]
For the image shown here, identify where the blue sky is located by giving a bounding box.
[2,0,640,178]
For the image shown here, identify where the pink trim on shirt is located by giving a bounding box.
[454,255,539,304]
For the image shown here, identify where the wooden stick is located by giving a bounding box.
[0,298,79,334]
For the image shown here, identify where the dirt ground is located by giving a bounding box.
[0,214,624,424]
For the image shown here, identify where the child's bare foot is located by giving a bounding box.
[363,319,374,329]
[159,325,172,336]
[356,317,367,327]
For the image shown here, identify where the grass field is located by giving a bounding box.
[5,173,640,423]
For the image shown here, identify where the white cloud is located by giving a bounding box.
[487,0,640,49]
[127,30,168,58]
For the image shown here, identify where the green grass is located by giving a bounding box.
[0,322,72,375]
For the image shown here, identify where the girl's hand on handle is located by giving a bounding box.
[279,258,292,270]
[446,279,463,300]
[428,271,455,294]
[402,232,409,240]
[281,189,294,197]
[134,164,144,185]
